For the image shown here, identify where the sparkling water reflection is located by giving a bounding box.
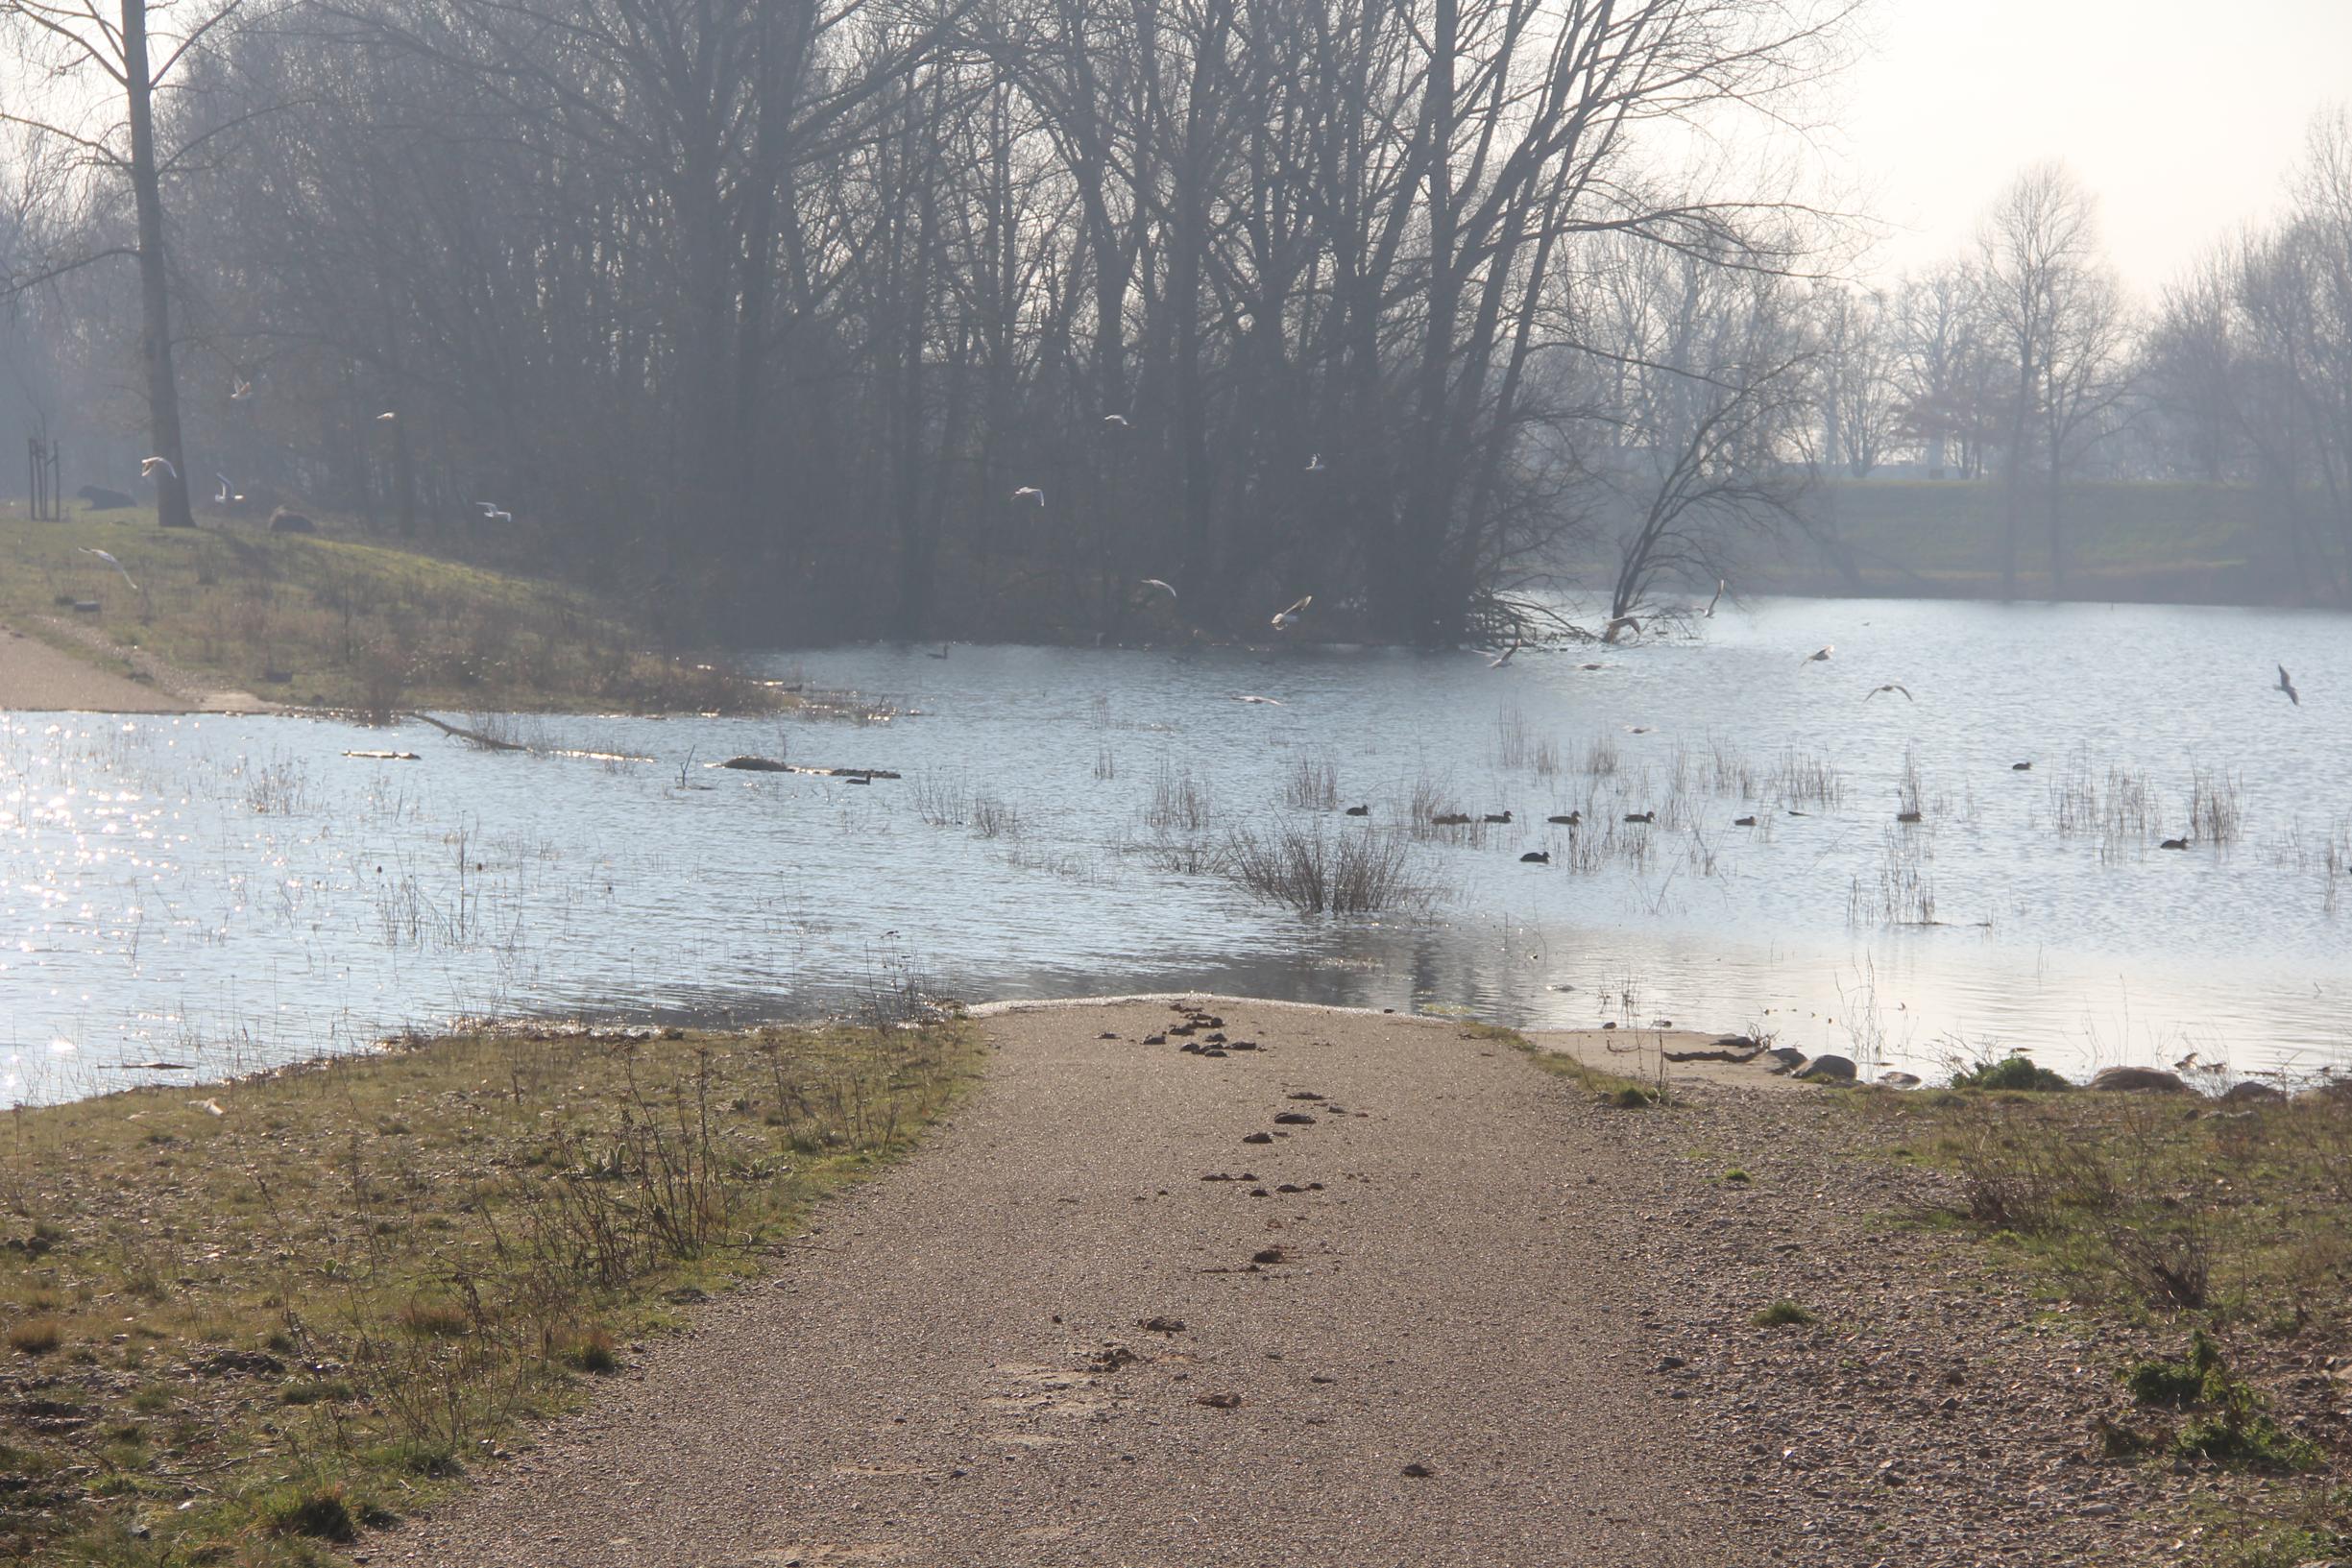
[2,596,2346,1101]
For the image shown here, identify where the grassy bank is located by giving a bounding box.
[0,1019,981,1565]
[1766,479,2286,604]
[1,510,783,713]
[1855,1077,2351,1565]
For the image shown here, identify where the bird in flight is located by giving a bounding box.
[212,473,245,505]
[230,376,254,401]
[1304,454,1326,472]
[1270,594,1313,631]
[79,547,136,591]
[1803,644,1832,663]
[2276,664,2299,706]
[376,411,398,422]
[1011,486,1045,506]
[1865,683,1913,702]
[139,455,178,480]
[1138,578,1177,601]
[475,501,514,523]
[1103,413,1130,427]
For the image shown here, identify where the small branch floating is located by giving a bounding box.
[344,750,422,761]
[711,756,901,780]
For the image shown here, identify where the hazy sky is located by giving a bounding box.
[1832,0,2351,299]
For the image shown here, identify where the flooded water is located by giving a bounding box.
[4,596,2347,1102]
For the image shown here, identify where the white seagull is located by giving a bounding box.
[1864,683,1913,702]
[1270,594,1313,631]
[230,376,254,401]
[1139,578,1177,601]
[476,501,514,523]
[79,547,136,591]
[376,411,398,422]
[1012,486,1045,506]
[213,473,237,505]
[2276,664,2299,706]
[1103,413,1131,427]
[1803,644,1833,663]
[1304,454,1326,472]
[139,455,178,480]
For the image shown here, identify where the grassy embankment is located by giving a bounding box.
[1857,1076,2351,1565]
[1766,480,2285,603]
[1,508,781,713]
[0,1020,982,1565]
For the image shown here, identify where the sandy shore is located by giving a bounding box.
[383,997,2186,1567]
[0,618,277,713]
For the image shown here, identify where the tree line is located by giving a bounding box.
[3,1,2347,646]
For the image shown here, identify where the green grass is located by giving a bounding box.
[1948,1055,2075,1093]
[0,1019,982,1565]
[0,510,784,713]
[1775,479,2287,602]
[1751,1299,1814,1327]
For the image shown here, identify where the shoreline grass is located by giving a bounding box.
[1,512,785,715]
[1851,1078,2350,1563]
[0,1019,982,1565]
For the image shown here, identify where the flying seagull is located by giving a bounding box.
[139,455,178,480]
[1270,594,1313,631]
[79,547,136,591]
[1865,683,1913,702]
[376,411,398,422]
[230,376,254,401]
[1139,578,1177,601]
[1011,486,1045,506]
[1103,413,1130,427]
[213,473,244,505]
[1304,453,1326,472]
[1803,644,1833,663]
[475,501,514,523]
[2276,664,2299,706]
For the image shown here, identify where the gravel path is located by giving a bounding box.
[0,621,190,712]
[384,1001,1778,1567]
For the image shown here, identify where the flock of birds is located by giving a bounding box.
[125,387,519,525]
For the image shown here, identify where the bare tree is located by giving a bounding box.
[0,0,257,527]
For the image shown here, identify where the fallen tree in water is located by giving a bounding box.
[714,756,900,780]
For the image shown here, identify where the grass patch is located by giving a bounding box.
[0,1018,980,1564]
[1751,1298,1814,1327]
[0,512,782,713]
[1948,1054,2074,1093]
[1477,1023,1668,1107]
[1848,1084,2348,1541]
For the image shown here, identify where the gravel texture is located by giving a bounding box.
[379,1000,2209,1567]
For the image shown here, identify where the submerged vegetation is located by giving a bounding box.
[0,1021,979,1564]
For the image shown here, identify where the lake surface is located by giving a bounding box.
[4,596,2347,1102]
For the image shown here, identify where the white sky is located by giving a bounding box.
[1827,0,2352,300]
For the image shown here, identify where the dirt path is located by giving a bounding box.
[0,622,189,712]
[0,617,279,713]
[387,1001,1777,1567]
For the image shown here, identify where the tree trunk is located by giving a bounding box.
[123,0,193,529]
